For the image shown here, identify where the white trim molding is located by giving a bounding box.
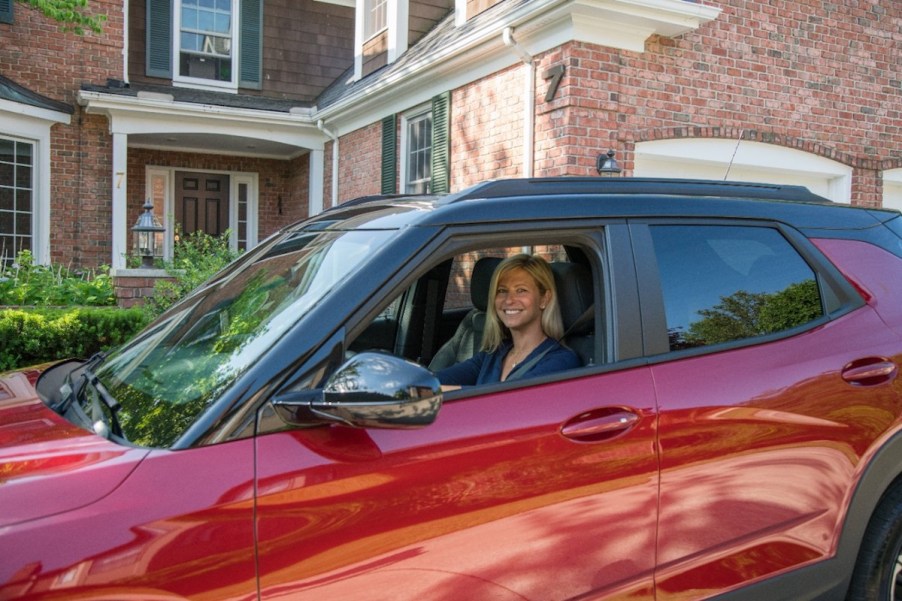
[0,100,71,265]
[634,139,853,203]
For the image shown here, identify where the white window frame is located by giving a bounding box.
[364,0,387,39]
[0,135,36,266]
[173,0,240,91]
[634,139,853,203]
[231,173,258,251]
[400,105,432,194]
[883,169,902,212]
[0,101,70,265]
[145,166,258,258]
[353,0,407,81]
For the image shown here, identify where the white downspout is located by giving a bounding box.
[317,119,340,207]
[122,0,129,84]
[503,27,534,179]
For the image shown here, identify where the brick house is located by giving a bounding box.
[1,0,900,292]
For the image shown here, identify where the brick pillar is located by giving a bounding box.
[113,272,174,308]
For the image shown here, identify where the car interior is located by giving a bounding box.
[348,243,598,380]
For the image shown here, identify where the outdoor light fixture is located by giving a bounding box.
[596,149,622,177]
[132,199,165,269]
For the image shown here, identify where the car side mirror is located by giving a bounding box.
[272,352,442,429]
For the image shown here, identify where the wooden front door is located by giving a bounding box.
[175,172,230,237]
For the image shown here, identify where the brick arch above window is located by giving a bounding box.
[633,137,853,204]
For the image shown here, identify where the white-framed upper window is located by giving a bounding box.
[174,0,238,89]
[401,107,432,194]
[883,169,902,212]
[365,0,387,38]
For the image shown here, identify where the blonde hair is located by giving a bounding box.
[482,254,564,352]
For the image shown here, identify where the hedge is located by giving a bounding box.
[0,307,150,372]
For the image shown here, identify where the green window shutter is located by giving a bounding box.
[240,0,263,89]
[146,0,172,78]
[0,0,12,24]
[431,92,451,194]
[381,114,397,195]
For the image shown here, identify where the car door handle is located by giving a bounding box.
[842,358,898,386]
[561,408,640,442]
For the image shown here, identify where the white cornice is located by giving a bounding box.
[319,0,720,134]
[0,98,72,125]
[77,89,326,150]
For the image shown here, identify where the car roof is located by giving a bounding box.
[308,177,888,232]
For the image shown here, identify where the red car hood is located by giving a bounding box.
[0,370,150,527]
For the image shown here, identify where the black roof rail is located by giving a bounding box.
[443,177,833,204]
[321,192,438,213]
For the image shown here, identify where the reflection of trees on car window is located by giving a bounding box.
[670,279,822,350]
[99,227,394,448]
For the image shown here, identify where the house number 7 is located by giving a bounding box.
[543,64,565,102]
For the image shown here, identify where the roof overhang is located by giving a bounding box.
[316,0,721,134]
[77,89,326,159]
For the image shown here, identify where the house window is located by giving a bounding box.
[178,0,234,84]
[0,137,33,266]
[403,109,433,194]
[365,0,387,38]
[146,0,261,88]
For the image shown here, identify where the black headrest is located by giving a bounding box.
[551,262,593,333]
[471,257,503,312]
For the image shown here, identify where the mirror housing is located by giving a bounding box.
[272,352,442,429]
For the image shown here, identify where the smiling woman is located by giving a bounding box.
[437,254,580,388]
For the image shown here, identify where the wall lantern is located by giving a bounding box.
[132,199,165,269]
[596,150,622,177]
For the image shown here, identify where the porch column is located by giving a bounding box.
[111,131,128,270]
[309,148,325,216]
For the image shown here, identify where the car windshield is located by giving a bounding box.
[93,226,394,448]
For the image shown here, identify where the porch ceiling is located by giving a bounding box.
[128,131,308,160]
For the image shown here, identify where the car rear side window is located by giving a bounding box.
[650,225,824,351]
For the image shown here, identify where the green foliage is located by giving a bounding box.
[0,306,148,371]
[143,228,241,319]
[683,280,823,347]
[0,250,117,307]
[17,0,106,35]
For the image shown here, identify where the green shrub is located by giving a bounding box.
[144,228,240,319]
[0,250,117,307]
[0,307,149,372]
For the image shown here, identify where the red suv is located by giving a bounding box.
[2,178,902,600]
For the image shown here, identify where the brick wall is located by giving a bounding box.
[337,0,900,206]
[451,64,527,190]
[337,122,383,201]
[0,1,124,268]
[530,0,901,198]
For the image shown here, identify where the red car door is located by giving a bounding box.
[645,223,902,598]
[653,305,902,598]
[254,369,658,600]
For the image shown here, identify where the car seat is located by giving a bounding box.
[551,261,595,366]
[429,256,502,370]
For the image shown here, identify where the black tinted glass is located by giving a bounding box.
[651,225,823,351]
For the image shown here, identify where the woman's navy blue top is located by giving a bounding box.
[437,337,580,386]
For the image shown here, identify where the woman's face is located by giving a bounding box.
[493,267,551,335]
